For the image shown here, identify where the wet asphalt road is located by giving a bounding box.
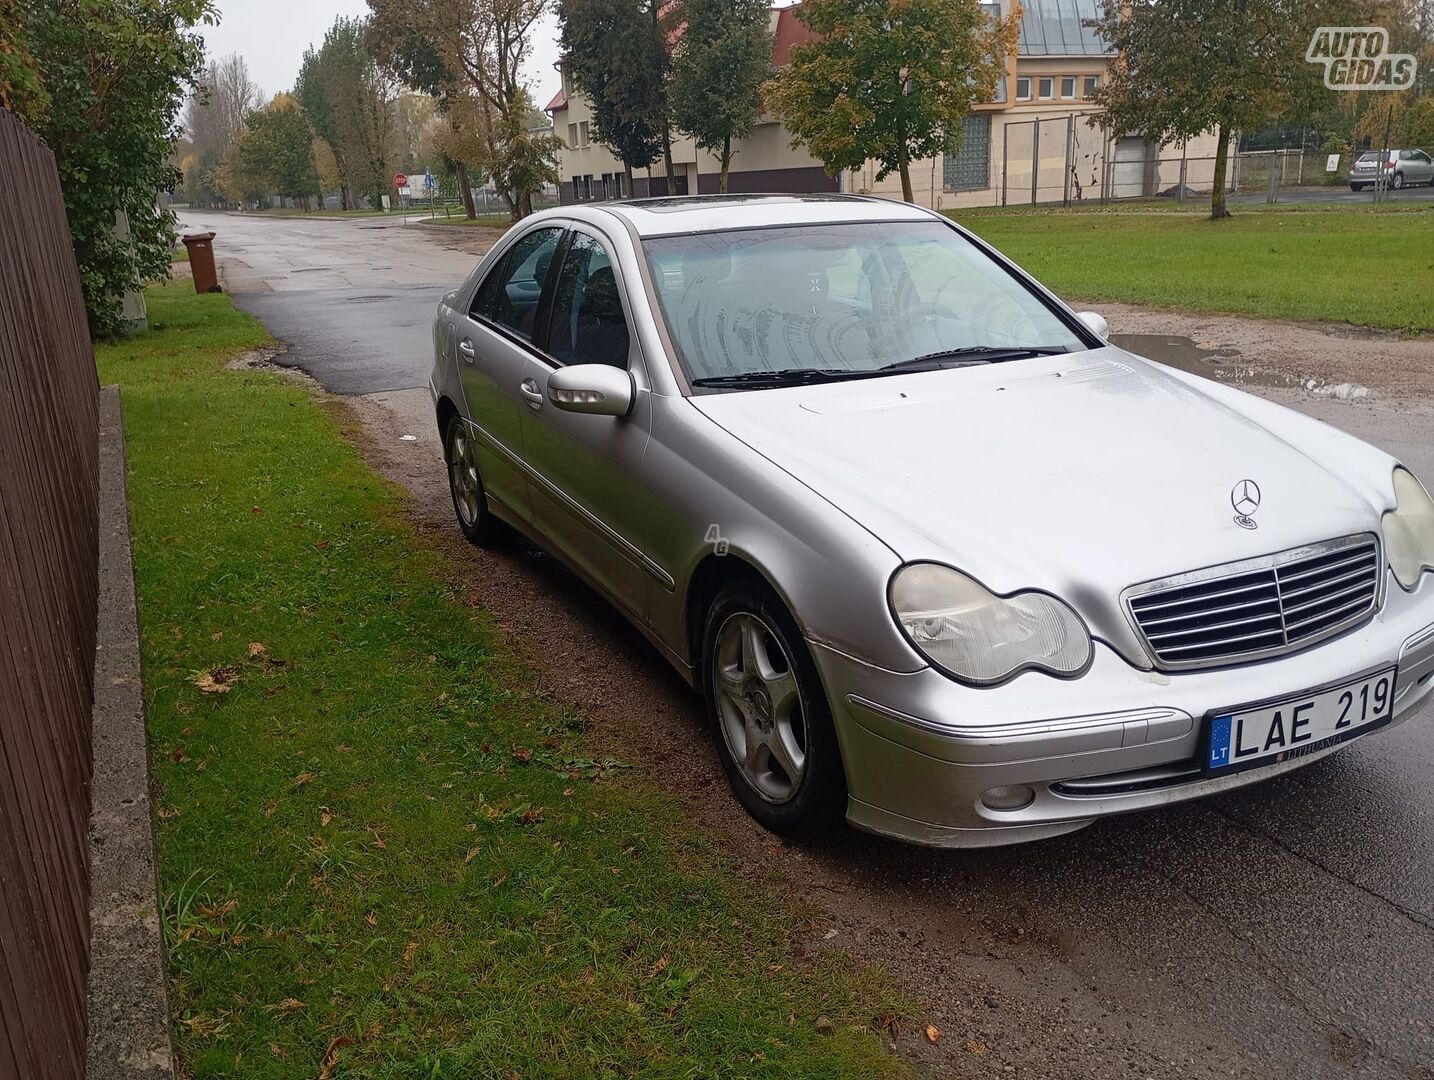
[185,210,1434,1078]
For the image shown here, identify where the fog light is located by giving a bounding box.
[981,784,1035,812]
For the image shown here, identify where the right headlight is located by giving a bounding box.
[1383,467,1434,589]
[889,563,1092,686]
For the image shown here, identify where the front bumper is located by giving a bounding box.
[813,574,1434,848]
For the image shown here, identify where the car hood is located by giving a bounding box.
[691,348,1390,643]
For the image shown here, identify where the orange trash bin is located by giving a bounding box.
[181,231,222,294]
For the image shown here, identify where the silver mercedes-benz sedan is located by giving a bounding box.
[429,195,1434,847]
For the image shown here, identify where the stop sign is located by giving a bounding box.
[393,173,408,188]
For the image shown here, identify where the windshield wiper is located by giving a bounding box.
[691,368,880,388]
[884,345,1070,370]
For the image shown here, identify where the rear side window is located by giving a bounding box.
[471,226,564,341]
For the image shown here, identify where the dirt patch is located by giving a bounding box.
[223,342,290,373]
[414,222,507,258]
[1091,301,1434,406]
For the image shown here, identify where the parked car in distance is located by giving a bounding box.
[429,194,1434,848]
[1349,148,1434,190]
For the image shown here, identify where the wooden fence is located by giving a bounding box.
[0,108,100,1080]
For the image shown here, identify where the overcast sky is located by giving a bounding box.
[198,0,564,108]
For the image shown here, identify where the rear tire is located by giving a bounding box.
[1350,182,1365,191]
[1392,171,1406,190]
[444,413,511,548]
[701,578,846,836]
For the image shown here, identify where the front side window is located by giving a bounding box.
[471,226,564,341]
[643,221,1086,388]
[547,231,631,368]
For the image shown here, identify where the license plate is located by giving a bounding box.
[1206,669,1396,775]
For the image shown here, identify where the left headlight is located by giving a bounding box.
[1384,467,1434,589]
[889,563,1092,686]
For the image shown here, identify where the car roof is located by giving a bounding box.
[541,193,938,238]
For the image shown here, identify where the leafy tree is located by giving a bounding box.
[558,0,670,189]
[296,17,393,209]
[228,95,320,207]
[1091,0,1345,219]
[668,0,772,192]
[766,0,1017,203]
[7,0,213,336]
[364,0,555,219]
[367,0,480,218]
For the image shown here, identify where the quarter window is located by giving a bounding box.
[471,227,564,341]
[547,232,631,368]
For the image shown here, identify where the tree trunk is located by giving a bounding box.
[720,135,731,194]
[652,0,674,193]
[897,144,914,203]
[455,162,477,219]
[1210,124,1231,220]
[624,163,634,198]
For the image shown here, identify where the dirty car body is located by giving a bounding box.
[429,195,1434,848]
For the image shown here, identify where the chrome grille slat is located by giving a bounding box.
[1280,562,1378,602]
[1125,535,1380,670]
[1128,578,1280,615]
[1143,610,1285,642]
[1277,550,1377,586]
[1137,595,1281,629]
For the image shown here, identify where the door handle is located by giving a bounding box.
[519,377,543,409]
[458,338,475,363]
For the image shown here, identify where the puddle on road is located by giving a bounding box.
[1109,333,1371,400]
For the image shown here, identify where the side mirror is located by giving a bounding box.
[1076,310,1109,340]
[547,364,634,417]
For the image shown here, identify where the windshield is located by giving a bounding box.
[642,221,1088,388]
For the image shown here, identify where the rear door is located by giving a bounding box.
[457,224,565,525]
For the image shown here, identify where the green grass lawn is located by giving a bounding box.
[96,281,908,1079]
[953,207,1434,331]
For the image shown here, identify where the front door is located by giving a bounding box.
[457,224,564,524]
[520,227,656,622]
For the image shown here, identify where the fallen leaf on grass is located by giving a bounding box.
[647,955,669,979]
[517,808,544,826]
[313,539,330,550]
[318,1035,354,1080]
[292,771,316,787]
[492,871,509,887]
[364,912,377,928]
[815,1016,834,1034]
[403,941,418,964]
[371,830,386,849]
[248,642,267,659]
[878,1012,900,1040]
[463,846,481,864]
[924,1023,942,1045]
[319,806,332,827]
[512,747,533,763]
[264,998,304,1014]
[194,668,238,694]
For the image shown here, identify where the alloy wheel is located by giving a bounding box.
[447,422,481,528]
[712,611,808,803]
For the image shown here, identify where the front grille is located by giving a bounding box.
[1126,535,1381,671]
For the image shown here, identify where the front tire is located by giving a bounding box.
[701,579,845,836]
[444,413,511,547]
